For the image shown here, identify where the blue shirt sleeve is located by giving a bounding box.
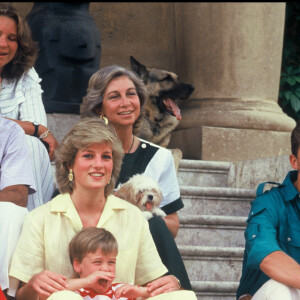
[245,193,283,269]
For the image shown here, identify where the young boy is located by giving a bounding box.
[68,227,151,300]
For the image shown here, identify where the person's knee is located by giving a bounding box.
[266,279,294,295]
[253,279,298,300]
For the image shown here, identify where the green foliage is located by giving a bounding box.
[278,3,300,120]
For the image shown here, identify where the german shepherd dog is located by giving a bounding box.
[130,56,194,148]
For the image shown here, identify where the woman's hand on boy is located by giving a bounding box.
[146,275,181,297]
[115,284,149,299]
[27,270,67,298]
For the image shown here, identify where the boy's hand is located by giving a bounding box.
[85,270,115,289]
[115,284,149,299]
[67,270,115,292]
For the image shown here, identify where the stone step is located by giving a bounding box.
[192,280,238,300]
[177,159,231,187]
[176,161,246,300]
[180,186,255,216]
[179,245,244,282]
[176,215,247,247]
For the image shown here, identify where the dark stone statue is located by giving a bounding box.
[26,2,101,114]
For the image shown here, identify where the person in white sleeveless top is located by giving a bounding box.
[0,4,57,210]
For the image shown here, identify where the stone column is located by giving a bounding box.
[169,2,295,161]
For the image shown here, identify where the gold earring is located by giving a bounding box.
[107,178,111,185]
[68,169,74,182]
[99,114,108,125]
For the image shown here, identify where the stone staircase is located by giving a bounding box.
[176,159,256,300]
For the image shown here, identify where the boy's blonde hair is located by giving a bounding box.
[69,227,118,265]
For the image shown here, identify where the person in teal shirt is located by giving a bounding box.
[237,121,300,300]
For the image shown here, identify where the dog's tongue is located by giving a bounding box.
[164,98,182,121]
[146,202,152,211]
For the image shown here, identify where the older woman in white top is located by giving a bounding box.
[0,4,57,209]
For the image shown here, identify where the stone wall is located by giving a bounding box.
[228,155,292,189]
[168,3,295,161]
[11,2,182,145]
[13,2,177,72]
[10,2,296,162]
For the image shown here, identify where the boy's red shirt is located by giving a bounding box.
[0,285,6,300]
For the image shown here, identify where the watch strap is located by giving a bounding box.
[33,123,39,137]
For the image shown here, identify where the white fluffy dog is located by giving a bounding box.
[114,174,166,220]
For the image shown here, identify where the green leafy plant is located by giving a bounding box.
[278,3,300,120]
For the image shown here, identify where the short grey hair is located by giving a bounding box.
[55,117,124,196]
[80,65,148,119]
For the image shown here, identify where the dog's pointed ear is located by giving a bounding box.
[130,56,149,83]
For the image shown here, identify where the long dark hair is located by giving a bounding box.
[0,4,38,81]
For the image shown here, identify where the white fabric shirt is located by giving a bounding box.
[0,68,54,210]
[0,117,36,192]
[0,117,34,293]
[0,203,28,294]
[141,140,181,208]
[0,68,46,124]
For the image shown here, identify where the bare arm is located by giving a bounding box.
[260,250,300,288]
[164,212,180,238]
[16,282,39,300]
[66,277,90,292]
[4,119,39,136]
[66,271,115,291]
[0,185,28,207]
[4,118,58,161]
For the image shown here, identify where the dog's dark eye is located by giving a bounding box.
[159,75,173,82]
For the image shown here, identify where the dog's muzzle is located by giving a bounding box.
[147,195,153,201]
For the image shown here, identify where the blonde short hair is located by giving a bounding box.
[55,117,124,196]
[69,227,118,265]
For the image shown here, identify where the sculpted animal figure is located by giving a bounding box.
[130,56,194,148]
